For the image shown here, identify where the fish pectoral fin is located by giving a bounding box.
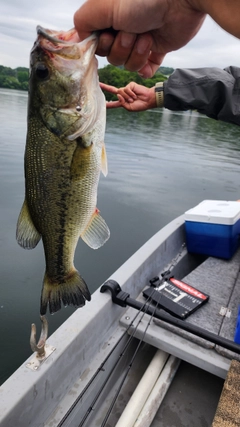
[16,200,41,249]
[101,143,108,177]
[81,209,110,249]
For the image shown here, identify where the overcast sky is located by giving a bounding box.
[0,0,240,71]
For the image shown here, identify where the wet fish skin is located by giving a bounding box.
[16,27,109,315]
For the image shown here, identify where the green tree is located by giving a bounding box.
[17,71,28,84]
[0,65,29,90]
[2,76,21,89]
[158,66,174,75]
[0,66,16,77]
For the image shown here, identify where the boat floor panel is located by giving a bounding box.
[151,360,224,427]
[155,248,240,352]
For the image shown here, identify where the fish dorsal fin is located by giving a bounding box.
[16,200,41,249]
[101,143,108,177]
[81,209,110,249]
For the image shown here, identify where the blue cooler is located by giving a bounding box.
[185,200,240,259]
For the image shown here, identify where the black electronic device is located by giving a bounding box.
[143,276,209,319]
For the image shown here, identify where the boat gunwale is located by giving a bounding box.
[0,215,186,426]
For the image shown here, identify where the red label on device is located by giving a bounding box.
[169,277,208,300]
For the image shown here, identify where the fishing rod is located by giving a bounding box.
[100,279,240,355]
[55,284,158,427]
[78,305,151,427]
[100,299,157,427]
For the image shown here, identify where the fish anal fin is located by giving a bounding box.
[101,143,108,177]
[40,269,91,315]
[81,208,110,249]
[16,200,41,249]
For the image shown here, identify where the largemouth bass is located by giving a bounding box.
[16,26,109,315]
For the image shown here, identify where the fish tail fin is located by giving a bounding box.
[40,270,91,315]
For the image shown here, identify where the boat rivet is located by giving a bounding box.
[125,316,130,320]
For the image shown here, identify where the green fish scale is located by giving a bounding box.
[25,118,101,281]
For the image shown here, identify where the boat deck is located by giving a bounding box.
[151,360,224,427]
[1,216,240,427]
[120,247,240,378]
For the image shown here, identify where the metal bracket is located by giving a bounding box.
[219,307,232,318]
[100,280,130,307]
[26,344,56,371]
[26,315,56,371]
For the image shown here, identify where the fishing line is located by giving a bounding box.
[100,291,161,427]
[78,293,156,427]
[55,290,155,427]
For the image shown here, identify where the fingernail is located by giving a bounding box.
[136,37,151,55]
[99,37,111,52]
[138,64,152,79]
[121,32,136,48]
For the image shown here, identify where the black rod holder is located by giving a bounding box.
[100,280,240,355]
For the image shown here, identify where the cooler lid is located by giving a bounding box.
[185,200,240,225]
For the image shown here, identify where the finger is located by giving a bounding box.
[74,0,116,56]
[106,100,123,109]
[97,32,116,56]
[100,82,118,94]
[118,94,135,108]
[138,52,165,78]
[74,0,113,40]
[106,31,137,66]
[124,85,137,99]
[117,88,135,103]
[123,33,153,72]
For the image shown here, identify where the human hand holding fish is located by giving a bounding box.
[74,0,205,78]
[74,0,240,78]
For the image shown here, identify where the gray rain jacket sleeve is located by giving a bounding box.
[163,67,240,126]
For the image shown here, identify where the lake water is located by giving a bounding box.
[1,87,240,385]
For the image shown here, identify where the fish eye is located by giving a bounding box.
[35,63,49,79]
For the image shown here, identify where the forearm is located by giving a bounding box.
[163,67,240,125]
[189,0,240,38]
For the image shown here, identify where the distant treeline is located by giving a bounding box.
[0,66,29,90]
[0,64,174,95]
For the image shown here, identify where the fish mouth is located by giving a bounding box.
[33,26,99,65]
[36,26,98,52]
[37,26,80,45]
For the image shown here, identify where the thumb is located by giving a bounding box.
[74,0,113,40]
